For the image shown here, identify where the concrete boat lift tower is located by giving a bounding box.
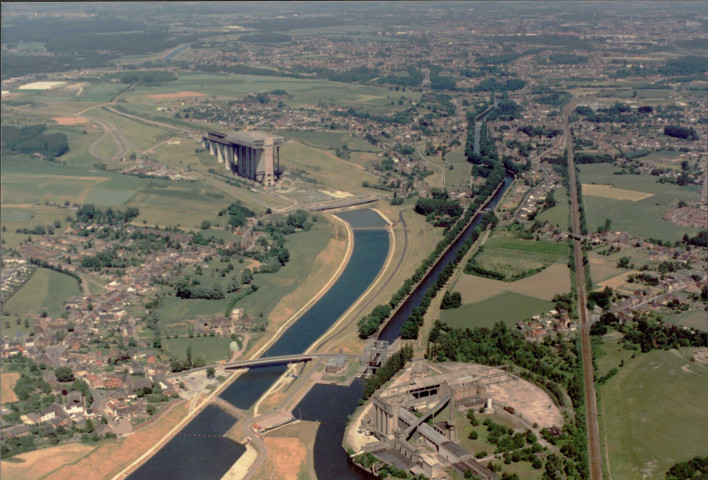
[202,130,284,186]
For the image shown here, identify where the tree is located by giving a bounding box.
[616,256,630,268]
[55,366,74,383]
[187,346,192,367]
[206,366,216,378]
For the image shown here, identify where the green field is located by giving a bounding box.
[666,309,708,331]
[280,141,379,193]
[234,218,332,319]
[278,130,377,153]
[443,147,472,191]
[2,268,81,334]
[597,344,708,480]
[162,336,233,365]
[439,291,555,329]
[469,239,568,282]
[536,186,569,231]
[126,72,420,114]
[578,164,702,241]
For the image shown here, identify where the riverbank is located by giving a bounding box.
[113,214,355,480]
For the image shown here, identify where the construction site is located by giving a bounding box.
[345,359,564,480]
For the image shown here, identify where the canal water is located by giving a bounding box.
[129,209,390,480]
[378,174,514,343]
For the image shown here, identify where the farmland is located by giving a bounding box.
[439,291,555,329]
[597,341,708,480]
[453,263,571,303]
[578,164,702,241]
[466,238,569,282]
[1,372,20,404]
[536,186,569,230]
[2,268,81,327]
[162,336,233,366]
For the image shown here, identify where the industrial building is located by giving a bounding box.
[202,130,284,186]
[359,360,518,480]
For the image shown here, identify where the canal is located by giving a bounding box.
[128,209,390,480]
[378,174,514,343]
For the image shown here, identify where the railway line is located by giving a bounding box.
[563,103,603,480]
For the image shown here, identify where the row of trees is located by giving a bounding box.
[1,125,69,159]
[76,204,140,225]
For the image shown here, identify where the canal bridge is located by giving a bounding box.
[170,353,358,377]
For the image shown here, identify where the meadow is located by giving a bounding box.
[162,336,233,365]
[467,238,569,282]
[666,309,708,331]
[2,268,81,335]
[278,130,378,153]
[439,291,555,329]
[597,342,708,480]
[578,164,702,241]
[536,186,569,231]
[279,141,379,194]
[126,72,419,114]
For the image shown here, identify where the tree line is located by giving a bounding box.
[1,125,69,160]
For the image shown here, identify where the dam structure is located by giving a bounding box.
[202,130,284,186]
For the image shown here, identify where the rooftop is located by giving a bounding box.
[206,130,284,148]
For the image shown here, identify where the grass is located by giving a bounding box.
[2,268,81,321]
[234,219,332,319]
[469,239,568,282]
[127,72,420,114]
[277,130,377,153]
[597,346,708,480]
[162,336,233,365]
[536,186,569,231]
[439,291,555,329]
[280,141,379,194]
[443,147,472,191]
[578,164,702,241]
[155,296,232,333]
[665,309,708,331]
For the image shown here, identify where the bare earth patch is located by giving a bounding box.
[147,91,206,99]
[597,270,642,290]
[487,378,563,429]
[582,184,654,202]
[52,116,89,125]
[454,263,571,303]
[0,443,95,480]
[261,437,306,480]
[1,372,20,403]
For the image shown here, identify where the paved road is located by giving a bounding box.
[563,103,603,480]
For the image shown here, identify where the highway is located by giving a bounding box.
[563,103,604,480]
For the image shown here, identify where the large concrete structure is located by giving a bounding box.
[202,130,284,186]
[362,361,516,480]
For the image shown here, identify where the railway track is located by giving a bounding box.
[563,103,603,480]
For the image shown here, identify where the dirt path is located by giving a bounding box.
[564,101,604,480]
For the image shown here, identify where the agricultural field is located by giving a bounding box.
[536,187,569,231]
[162,336,233,366]
[279,141,379,194]
[278,130,378,153]
[578,164,702,241]
[597,341,708,480]
[453,263,571,304]
[443,147,472,191]
[588,246,654,289]
[439,292,555,330]
[1,372,20,404]
[126,72,419,114]
[665,309,708,331]
[467,238,569,282]
[2,268,81,329]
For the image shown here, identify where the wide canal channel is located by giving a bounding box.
[128,209,390,480]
